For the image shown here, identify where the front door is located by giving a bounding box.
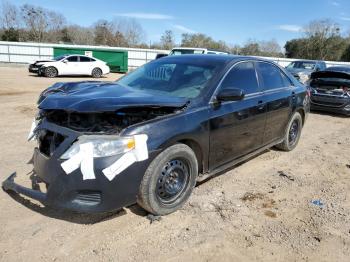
[209,61,267,170]
[60,56,80,75]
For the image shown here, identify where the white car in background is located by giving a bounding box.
[169,47,230,55]
[32,54,110,78]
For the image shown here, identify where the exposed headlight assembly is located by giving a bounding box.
[60,135,135,159]
[297,72,310,84]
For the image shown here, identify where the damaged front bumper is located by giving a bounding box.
[310,94,350,116]
[2,120,158,213]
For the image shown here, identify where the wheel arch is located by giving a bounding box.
[92,67,102,74]
[176,138,205,174]
[46,65,59,75]
[296,108,306,126]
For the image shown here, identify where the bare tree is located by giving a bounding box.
[45,11,67,42]
[93,19,115,46]
[21,4,49,42]
[0,1,21,41]
[160,30,175,50]
[62,25,94,45]
[303,19,342,60]
[0,1,20,29]
[111,18,146,47]
[259,40,281,55]
[121,19,145,47]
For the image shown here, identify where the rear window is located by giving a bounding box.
[79,56,93,62]
[220,62,260,94]
[257,62,287,90]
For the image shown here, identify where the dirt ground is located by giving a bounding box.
[0,65,349,262]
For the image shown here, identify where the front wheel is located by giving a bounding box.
[137,144,198,215]
[276,112,303,151]
[44,66,58,78]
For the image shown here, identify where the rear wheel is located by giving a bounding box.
[137,144,198,215]
[44,66,58,78]
[276,112,303,151]
[92,68,102,78]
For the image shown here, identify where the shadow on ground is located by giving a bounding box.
[5,190,127,224]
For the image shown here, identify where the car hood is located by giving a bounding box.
[34,60,55,64]
[311,70,350,80]
[38,81,189,112]
[286,68,313,75]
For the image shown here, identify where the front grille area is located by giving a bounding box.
[72,191,102,206]
[38,129,66,157]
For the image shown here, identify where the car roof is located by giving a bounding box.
[157,54,276,65]
[171,47,207,51]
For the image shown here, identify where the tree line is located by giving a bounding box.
[1,1,350,61]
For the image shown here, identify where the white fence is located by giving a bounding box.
[0,41,168,70]
[1,41,350,70]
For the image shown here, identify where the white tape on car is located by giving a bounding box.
[27,119,37,141]
[61,135,148,182]
[79,143,96,180]
[61,150,83,174]
[102,134,148,181]
[61,142,96,180]
[102,152,136,181]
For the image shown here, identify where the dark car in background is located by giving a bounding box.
[286,60,327,84]
[3,55,309,216]
[309,66,350,116]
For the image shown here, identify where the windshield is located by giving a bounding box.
[287,61,316,70]
[53,55,68,61]
[117,60,220,99]
[169,49,205,55]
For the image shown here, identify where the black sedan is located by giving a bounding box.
[309,66,350,116]
[3,55,309,216]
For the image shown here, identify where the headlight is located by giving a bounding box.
[297,72,310,84]
[60,135,135,159]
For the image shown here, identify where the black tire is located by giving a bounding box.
[276,112,303,151]
[137,144,198,215]
[44,66,58,78]
[92,68,102,78]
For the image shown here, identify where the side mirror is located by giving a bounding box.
[217,88,245,102]
[63,59,68,63]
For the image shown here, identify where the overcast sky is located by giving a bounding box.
[8,0,350,46]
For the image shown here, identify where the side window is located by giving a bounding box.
[67,56,78,62]
[79,56,91,62]
[220,62,259,94]
[281,72,293,86]
[257,62,286,90]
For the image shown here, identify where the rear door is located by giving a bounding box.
[78,56,95,75]
[256,62,293,144]
[209,61,267,170]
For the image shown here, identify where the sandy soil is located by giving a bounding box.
[0,66,349,262]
